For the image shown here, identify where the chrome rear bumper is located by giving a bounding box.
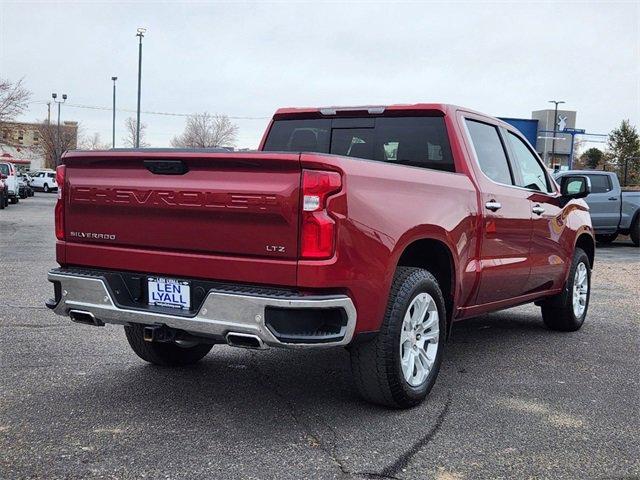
[47,269,356,348]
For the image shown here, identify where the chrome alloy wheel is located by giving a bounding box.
[572,262,589,318]
[400,292,440,387]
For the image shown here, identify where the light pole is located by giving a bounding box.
[135,27,146,148]
[52,93,67,165]
[111,76,118,149]
[549,100,565,167]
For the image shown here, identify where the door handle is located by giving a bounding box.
[532,205,545,215]
[608,197,617,201]
[485,200,502,212]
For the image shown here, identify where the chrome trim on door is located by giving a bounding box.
[532,205,545,215]
[485,200,502,212]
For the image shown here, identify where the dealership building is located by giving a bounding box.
[499,109,580,170]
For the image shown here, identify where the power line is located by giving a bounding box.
[28,100,269,120]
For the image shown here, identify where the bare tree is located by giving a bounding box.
[122,117,149,148]
[80,132,109,150]
[0,78,32,124]
[171,112,238,148]
[34,120,81,168]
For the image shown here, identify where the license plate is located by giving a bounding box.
[148,277,191,310]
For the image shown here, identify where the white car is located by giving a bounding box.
[0,162,20,204]
[30,170,58,193]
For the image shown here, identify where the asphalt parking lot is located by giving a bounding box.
[1,195,638,480]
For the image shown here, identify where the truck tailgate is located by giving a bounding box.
[63,152,301,263]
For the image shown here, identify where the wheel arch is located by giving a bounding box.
[575,232,595,268]
[394,234,458,337]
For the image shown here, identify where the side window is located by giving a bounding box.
[48,173,55,178]
[585,175,612,194]
[507,132,551,193]
[465,120,513,185]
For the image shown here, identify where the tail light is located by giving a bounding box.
[300,169,342,259]
[55,165,66,240]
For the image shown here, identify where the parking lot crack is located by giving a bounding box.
[379,394,451,479]
[248,352,381,479]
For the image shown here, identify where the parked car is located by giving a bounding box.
[0,162,20,204]
[30,170,58,193]
[16,172,33,199]
[24,173,35,197]
[0,173,8,209]
[46,104,595,408]
[555,170,640,246]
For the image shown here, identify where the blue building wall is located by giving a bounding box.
[498,118,539,148]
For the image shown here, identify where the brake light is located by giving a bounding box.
[300,169,342,259]
[55,165,65,240]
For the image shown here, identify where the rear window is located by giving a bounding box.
[263,116,455,172]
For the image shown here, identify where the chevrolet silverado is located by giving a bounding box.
[555,170,640,246]
[47,104,595,408]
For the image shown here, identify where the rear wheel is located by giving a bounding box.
[124,324,213,366]
[10,196,18,204]
[595,233,617,244]
[0,194,4,209]
[350,267,446,408]
[630,216,640,247]
[540,248,591,332]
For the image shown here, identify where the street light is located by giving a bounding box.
[111,76,118,149]
[52,92,68,165]
[549,100,565,167]
[135,27,147,148]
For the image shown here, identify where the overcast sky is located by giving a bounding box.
[1,1,638,149]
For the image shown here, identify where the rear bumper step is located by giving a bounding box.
[47,269,357,348]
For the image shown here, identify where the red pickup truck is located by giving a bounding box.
[47,104,595,408]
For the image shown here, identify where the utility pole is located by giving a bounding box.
[47,102,51,124]
[111,76,118,149]
[52,93,67,165]
[549,100,565,167]
[135,28,146,148]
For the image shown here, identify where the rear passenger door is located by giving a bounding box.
[584,174,620,231]
[463,118,532,305]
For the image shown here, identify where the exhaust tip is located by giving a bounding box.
[226,332,266,350]
[69,310,104,327]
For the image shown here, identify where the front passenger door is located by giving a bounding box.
[505,131,566,292]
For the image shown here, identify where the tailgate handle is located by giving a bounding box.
[144,160,189,175]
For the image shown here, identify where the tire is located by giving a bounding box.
[0,195,4,209]
[10,196,18,204]
[124,324,213,366]
[43,183,50,193]
[540,248,591,332]
[595,233,617,244]
[350,267,446,408]
[630,216,640,247]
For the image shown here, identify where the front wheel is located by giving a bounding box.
[595,233,617,244]
[540,248,591,332]
[124,324,214,366]
[43,183,50,193]
[350,267,446,408]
